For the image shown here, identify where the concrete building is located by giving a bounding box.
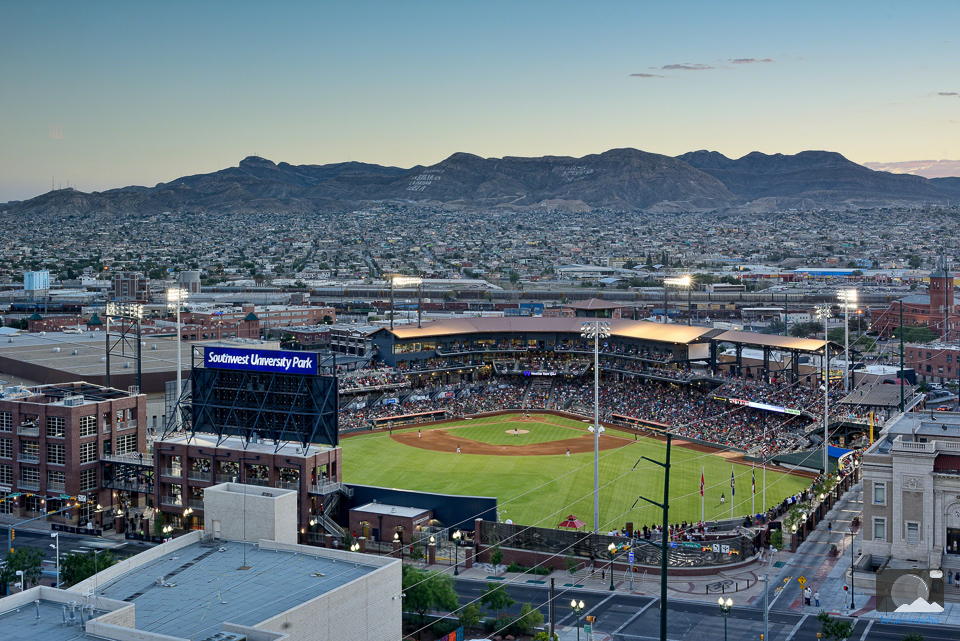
[0,382,146,526]
[178,269,202,295]
[110,272,149,303]
[861,411,960,571]
[0,481,401,641]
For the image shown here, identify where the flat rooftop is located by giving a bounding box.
[354,502,430,518]
[0,600,111,641]
[95,540,377,639]
[158,433,338,457]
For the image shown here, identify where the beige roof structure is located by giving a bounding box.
[712,330,834,353]
[565,297,625,310]
[384,317,714,345]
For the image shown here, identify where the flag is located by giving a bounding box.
[752,467,756,495]
[730,467,735,497]
[700,471,704,497]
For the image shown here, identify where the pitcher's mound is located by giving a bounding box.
[505,429,530,435]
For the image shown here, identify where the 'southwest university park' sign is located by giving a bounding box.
[204,346,319,376]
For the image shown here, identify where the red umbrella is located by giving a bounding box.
[558,515,585,530]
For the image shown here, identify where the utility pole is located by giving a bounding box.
[899,301,905,412]
[635,433,671,641]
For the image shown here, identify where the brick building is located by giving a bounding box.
[110,272,149,302]
[905,342,960,386]
[0,383,146,527]
[873,258,956,339]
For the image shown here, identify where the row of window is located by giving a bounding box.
[871,517,919,545]
[909,350,954,363]
[2,465,97,493]
[0,411,135,437]
[0,435,136,461]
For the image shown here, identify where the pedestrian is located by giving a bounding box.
[566,448,570,457]
[814,590,820,607]
[804,587,811,607]
[827,522,832,533]
[720,493,725,504]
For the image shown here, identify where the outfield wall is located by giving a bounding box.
[346,484,497,534]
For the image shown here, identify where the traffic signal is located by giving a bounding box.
[10,528,13,540]
[586,616,596,623]
[843,586,848,591]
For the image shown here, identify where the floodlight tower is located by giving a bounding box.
[390,275,422,331]
[167,287,188,428]
[665,275,693,325]
[816,304,831,475]
[838,289,858,393]
[581,319,610,533]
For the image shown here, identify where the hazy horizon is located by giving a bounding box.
[2,1,959,202]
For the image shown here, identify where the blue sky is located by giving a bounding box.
[1,1,958,201]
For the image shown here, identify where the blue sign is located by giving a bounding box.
[204,346,318,375]
[628,550,634,563]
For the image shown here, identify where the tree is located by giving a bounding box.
[817,610,854,640]
[480,582,515,619]
[458,602,481,629]
[1,548,44,591]
[515,602,544,634]
[489,545,504,574]
[509,271,520,285]
[153,512,165,537]
[893,325,937,344]
[401,565,459,637]
[60,550,117,586]
[769,529,784,551]
[902,633,925,641]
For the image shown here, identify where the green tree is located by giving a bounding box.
[509,271,520,285]
[893,325,937,344]
[153,512,165,537]
[902,633,925,641]
[489,545,504,574]
[817,610,854,640]
[401,565,459,636]
[515,602,545,634]
[60,550,117,586]
[1,547,44,591]
[908,255,922,269]
[458,602,481,629]
[480,582,515,619]
[769,529,784,551]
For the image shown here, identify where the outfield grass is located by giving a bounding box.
[341,413,810,529]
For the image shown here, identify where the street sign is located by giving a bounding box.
[798,576,806,588]
[584,625,592,633]
[628,551,634,563]
[78,494,87,502]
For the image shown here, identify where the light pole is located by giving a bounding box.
[389,275,422,331]
[182,507,194,531]
[167,287,187,429]
[665,276,692,325]
[847,529,855,610]
[763,546,777,641]
[607,542,616,590]
[581,319,610,533]
[718,597,732,641]
[453,529,461,576]
[350,542,360,553]
[49,533,60,587]
[571,599,585,641]
[838,289,857,393]
[816,304,831,476]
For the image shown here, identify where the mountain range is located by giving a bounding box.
[4,148,960,216]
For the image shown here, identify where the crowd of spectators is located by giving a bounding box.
[338,367,409,393]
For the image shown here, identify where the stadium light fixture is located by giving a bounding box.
[581,320,610,534]
[664,275,693,325]
[389,275,423,331]
[167,287,188,430]
[815,304,831,476]
[838,289,858,393]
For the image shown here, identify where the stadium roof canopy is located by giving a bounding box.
[712,330,836,353]
[383,317,714,345]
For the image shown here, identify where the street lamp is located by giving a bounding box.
[718,597,733,641]
[167,287,188,430]
[452,529,462,576]
[838,289,857,393]
[607,542,616,590]
[571,599,585,641]
[664,275,693,325]
[350,542,360,553]
[183,507,193,530]
[763,547,777,641]
[581,320,610,534]
[49,533,60,587]
[846,529,855,610]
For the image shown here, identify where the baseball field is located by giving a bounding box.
[340,413,811,530]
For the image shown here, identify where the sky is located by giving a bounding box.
[1,1,959,202]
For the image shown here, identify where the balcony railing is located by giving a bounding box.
[18,453,40,464]
[187,471,212,482]
[216,473,238,483]
[160,467,183,478]
[101,452,152,465]
[103,424,111,434]
[188,499,204,510]
[103,479,152,493]
[17,425,40,436]
[246,478,270,487]
[277,480,300,491]
[161,495,182,507]
[48,480,66,493]
[18,480,40,491]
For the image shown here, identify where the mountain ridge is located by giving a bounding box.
[3,148,958,216]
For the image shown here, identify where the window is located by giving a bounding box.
[0,412,10,432]
[79,468,97,493]
[116,433,137,455]
[0,464,11,485]
[46,416,65,438]
[79,415,96,437]
[79,441,97,464]
[873,482,886,505]
[949,354,953,363]
[20,466,39,486]
[47,469,64,487]
[927,365,932,373]
[20,441,39,459]
[0,438,11,459]
[46,442,65,466]
[873,517,887,542]
[906,522,920,546]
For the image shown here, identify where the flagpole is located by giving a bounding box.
[701,466,704,524]
[730,465,734,521]
[763,419,767,519]
[752,463,755,517]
